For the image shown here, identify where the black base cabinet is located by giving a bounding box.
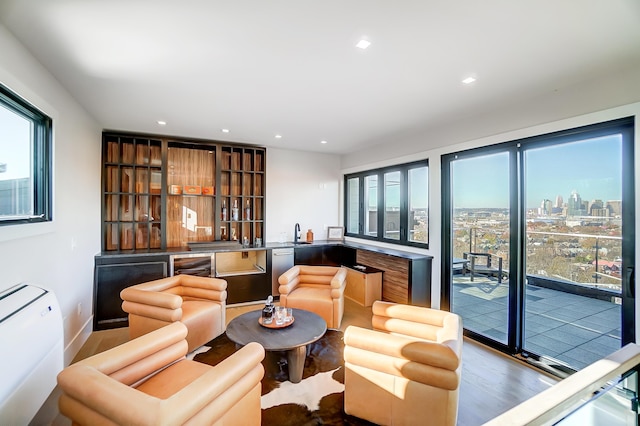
[224,273,272,305]
[94,255,169,330]
[94,250,272,330]
[293,244,356,267]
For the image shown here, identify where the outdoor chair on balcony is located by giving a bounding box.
[463,252,506,283]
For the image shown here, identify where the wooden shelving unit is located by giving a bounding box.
[101,133,266,251]
[218,145,265,247]
[103,135,163,251]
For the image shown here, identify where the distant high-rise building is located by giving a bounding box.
[607,200,622,216]
[589,199,604,216]
[555,195,563,208]
[538,199,552,215]
[568,191,586,216]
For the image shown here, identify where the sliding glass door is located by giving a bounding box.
[449,150,512,346]
[442,118,635,372]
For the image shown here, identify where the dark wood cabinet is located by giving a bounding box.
[356,249,432,307]
[294,246,324,265]
[294,244,356,266]
[93,254,169,330]
[293,243,431,307]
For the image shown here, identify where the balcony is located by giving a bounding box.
[453,228,623,372]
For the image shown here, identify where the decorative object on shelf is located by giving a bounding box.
[306,229,314,242]
[242,236,250,248]
[232,199,239,221]
[169,185,182,195]
[231,228,237,241]
[245,199,251,220]
[221,199,228,221]
[220,226,227,241]
[254,237,262,247]
[327,226,345,241]
[183,185,201,195]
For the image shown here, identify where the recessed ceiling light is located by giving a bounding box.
[221,128,230,133]
[356,39,371,49]
[275,134,282,139]
[462,77,476,84]
[321,140,328,144]
[157,120,167,126]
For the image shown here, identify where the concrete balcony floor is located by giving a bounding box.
[453,275,622,370]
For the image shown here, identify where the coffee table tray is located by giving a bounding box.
[258,317,295,329]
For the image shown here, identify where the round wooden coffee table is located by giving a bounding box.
[226,308,327,383]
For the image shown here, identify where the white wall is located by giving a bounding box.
[265,148,341,243]
[0,25,101,365]
[342,101,640,330]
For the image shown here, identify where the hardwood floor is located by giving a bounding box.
[34,299,557,425]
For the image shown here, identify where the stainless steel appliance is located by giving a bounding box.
[271,248,294,296]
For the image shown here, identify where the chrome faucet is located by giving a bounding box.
[294,223,301,243]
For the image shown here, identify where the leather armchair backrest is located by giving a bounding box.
[76,322,188,386]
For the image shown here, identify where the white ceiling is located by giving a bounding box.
[1,0,640,154]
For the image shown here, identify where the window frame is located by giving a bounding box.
[344,159,428,248]
[0,83,52,226]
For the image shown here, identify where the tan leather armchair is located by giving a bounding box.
[278,265,347,329]
[121,274,227,352]
[343,301,463,426]
[57,322,265,426]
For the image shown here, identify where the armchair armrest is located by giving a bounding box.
[344,326,460,390]
[121,287,184,323]
[345,326,459,370]
[177,275,228,303]
[331,268,347,289]
[121,287,183,310]
[330,268,347,299]
[278,266,302,295]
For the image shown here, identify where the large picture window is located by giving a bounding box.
[0,84,52,225]
[344,159,428,247]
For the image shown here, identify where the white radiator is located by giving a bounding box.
[0,284,63,425]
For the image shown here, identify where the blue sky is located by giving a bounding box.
[452,135,623,209]
[0,105,30,181]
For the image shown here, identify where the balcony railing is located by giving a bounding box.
[452,226,623,371]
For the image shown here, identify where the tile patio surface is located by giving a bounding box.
[453,276,622,370]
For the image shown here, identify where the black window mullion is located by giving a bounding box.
[376,171,384,239]
[399,167,409,242]
[359,176,364,234]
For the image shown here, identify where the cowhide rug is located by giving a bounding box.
[193,330,374,425]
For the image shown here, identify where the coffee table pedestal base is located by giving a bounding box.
[287,345,307,383]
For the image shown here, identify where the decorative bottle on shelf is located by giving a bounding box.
[245,199,251,221]
[262,295,274,325]
[221,199,228,221]
[307,229,314,242]
[232,199,239,221]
